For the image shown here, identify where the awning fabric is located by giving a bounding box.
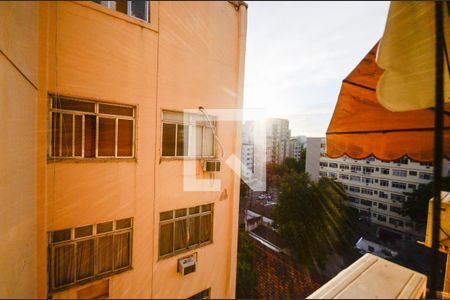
[376,2,450,112]
[326,43,450,163]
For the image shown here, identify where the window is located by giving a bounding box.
[159,204,213,258]
[349,196,359,203]
[329,163,338,168]
[381,168,390,175]
[50,96,135,159]
[361,188,373,195]
[390,206,402,214]
[343,184,349,191]
[351,165,361,173]
[363,177,373,184]
[408,184,417,190]
[48,218,132,292]
[339,174,349,180]
[391,181,407,189]
[377,214,387,222]
[329,172,337,179]
[360,199,372,206]
[420,162,433,167]
[161,111,215,158]
[320,162,328,167]
[188,288,211,299]
[392,169,407,177]
[378,203,387,210]
[379,191,389,199]
[319,171,327,177]
[409,170,418,176]
[391,193,406,202]
[419,172,433,180]
[389,218,404,227]
[380,180,389,187]
[92,0,150,22]
[350,175,360,182]
[393,157,409,164]
[340,164,349,170]
[363,166,374,173]
[349,186,360,193]
[368,246,375,252]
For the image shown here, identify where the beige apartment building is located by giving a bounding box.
[0,1,247,298]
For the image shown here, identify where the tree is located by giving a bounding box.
[271,173,355,269]
[401,177,450,225]
[236,227,258,298]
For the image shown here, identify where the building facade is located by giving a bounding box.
[306,138,445,239]
[287,135,306,161]
[0,1,247,298]
[241,143,254,180]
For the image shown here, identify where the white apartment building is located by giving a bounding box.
[287,135,307,161]
[306,137,448,239]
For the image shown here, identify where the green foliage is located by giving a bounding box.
[236,227,258,298]
[401,177,450,225]
[271,173,354,268]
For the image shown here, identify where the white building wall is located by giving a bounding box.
[313,139,449,237]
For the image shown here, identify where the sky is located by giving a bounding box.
[243,1,390,137]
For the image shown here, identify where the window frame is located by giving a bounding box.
[161,110,216,159]
[158,204,214,259]
[92,1,150,22]
[48,218,133,294]
[48,95,136,160]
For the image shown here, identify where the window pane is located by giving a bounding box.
[75,225,93,238]
[97,221,113,234]
[98,235,113,273]
[117,119,133,156]
[116,218,132,229]
[195,126,203,156]
[61,114,73,157]
[189,206,200,215]
[54,244,75,288]
[174,220,187,251]
[160,211,173,221]
[188,216,200,246]
[175,209,187,218]
[114,232,130,269]
[201,204,212,212]
[99,104,133,116]
[162,123,176,156]
[159,223,173,256]
[76,239,95,280]
[52,112,61,156]
[200,215,212,243]
[116,0,127,13]
[130,0,148,21]
[84,115,96,158]
[203,127,214,156]
[98,118,116,156]
[53,229,71,243]
[53,98,95,112]
[74,115,82,156]
[177,125,189,156]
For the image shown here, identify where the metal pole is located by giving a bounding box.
[430,1,444,298]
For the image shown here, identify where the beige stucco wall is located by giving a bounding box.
[40,1,245,299]
[0,1,39,298]
[1,1,246,298]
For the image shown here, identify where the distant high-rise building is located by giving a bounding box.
[306,137,448,239]
[287,135,307,161]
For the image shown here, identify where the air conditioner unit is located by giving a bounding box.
[178,255,196,276]
[203,160,221,172]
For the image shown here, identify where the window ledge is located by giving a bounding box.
[47,157,137,164]
[157,241,213,261]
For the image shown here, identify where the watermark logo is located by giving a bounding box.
[182,108,267,192]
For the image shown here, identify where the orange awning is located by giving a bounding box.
[326,43,450,163]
